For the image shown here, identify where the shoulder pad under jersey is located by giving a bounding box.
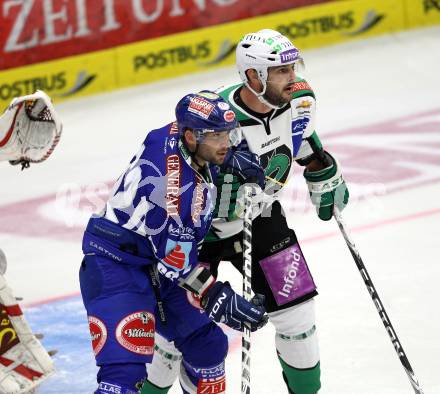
[215,83,250,122]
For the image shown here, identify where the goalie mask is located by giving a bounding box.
[0,90,62,170]
[236,29,305,109]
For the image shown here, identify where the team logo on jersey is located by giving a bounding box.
[115,311,155,355]
[188,97,215,119]
[261,144,292,192]
[166,155,181,217]
[88,316,107,356]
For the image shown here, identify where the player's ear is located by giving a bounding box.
[245,69,262,90]
[245,69,258,82]
[183,128,197,152]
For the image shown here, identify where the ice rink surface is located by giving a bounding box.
[0,26,439,393]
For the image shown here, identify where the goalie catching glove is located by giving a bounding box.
[0,90,62,170]
[304,152,349,221]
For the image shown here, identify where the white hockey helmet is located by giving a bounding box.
[236,29,303,107]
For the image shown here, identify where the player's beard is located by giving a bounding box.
[197,145,228,166]
[208,149,228,165]
[263,82,292,107]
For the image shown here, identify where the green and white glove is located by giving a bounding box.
[304,152,349,221]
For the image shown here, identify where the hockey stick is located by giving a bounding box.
[241,185,253,394]
[333,209,424,394]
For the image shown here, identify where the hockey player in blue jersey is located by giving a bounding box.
[144,30,350,394]
[79,91,268,394]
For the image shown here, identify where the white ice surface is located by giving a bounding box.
[0,26,439,393]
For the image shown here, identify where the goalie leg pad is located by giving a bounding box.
[0,273,55,394]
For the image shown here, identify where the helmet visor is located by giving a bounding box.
[194,125,242,147]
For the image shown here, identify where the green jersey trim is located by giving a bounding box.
[217,83,253,122]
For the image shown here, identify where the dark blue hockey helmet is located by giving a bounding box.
[175,90,240,143]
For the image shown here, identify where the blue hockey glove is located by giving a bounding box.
[221,149,265,189]
[201,281,268,332]
[304,152,349,221]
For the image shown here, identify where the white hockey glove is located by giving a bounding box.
[0,250,55,393]
[0,90,62,170]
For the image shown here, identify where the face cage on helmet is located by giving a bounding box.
[192,125,242,147]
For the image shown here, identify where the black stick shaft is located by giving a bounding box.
[334,209,424,394]
[241,185,253,394]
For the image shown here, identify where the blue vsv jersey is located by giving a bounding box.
[84,122,217,282]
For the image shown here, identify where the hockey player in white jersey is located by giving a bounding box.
[143,29,349,394]
[0,90,62,169]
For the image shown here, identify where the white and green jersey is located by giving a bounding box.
[206,77,324,242]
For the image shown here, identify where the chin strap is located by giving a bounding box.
[244,80,287,110]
